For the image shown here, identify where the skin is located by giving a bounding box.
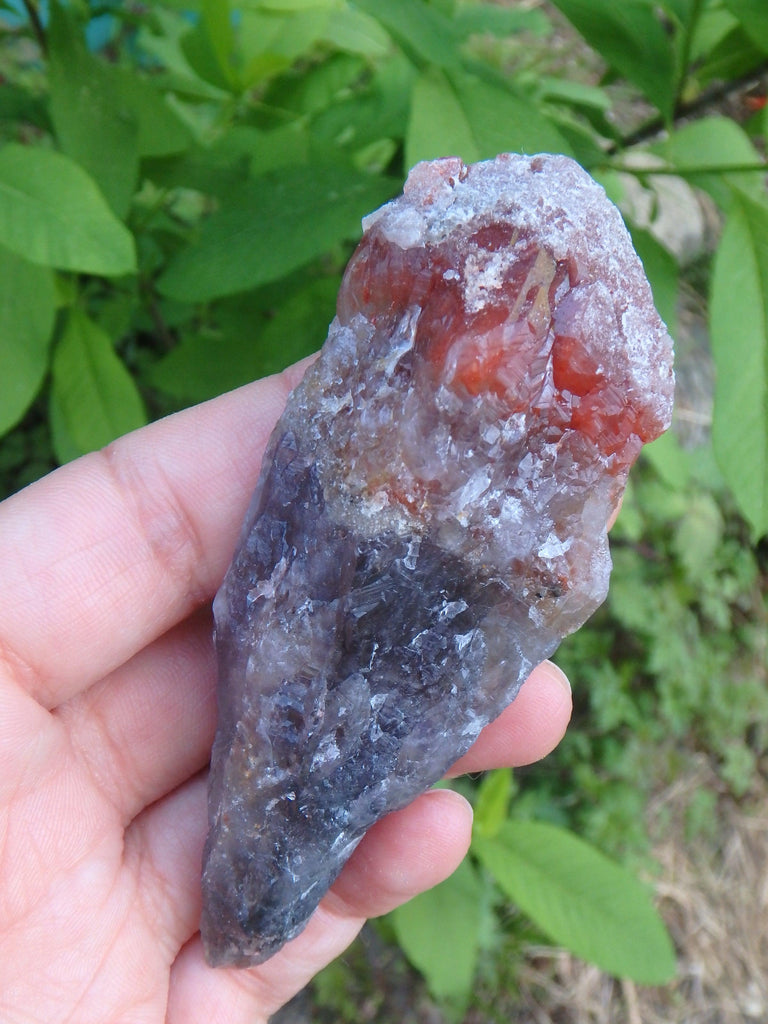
[0,360,572,1024]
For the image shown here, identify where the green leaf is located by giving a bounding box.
[149,276,338,401]
[308,53,414,155]
[159,163,396,301]
[50,307,147,460]
[246,274,338,372]
[217,122,310,176]
[709,193,768,537]
[642,429,691,490]
[699,24,765,84]
[474,820,676,984]
[0,247,56,436]
[472,768,513,839]
[256,0,340,9]
[454,3,551,38]
[658,117,765,206]
[202,0,236,73]
[0,82,51,133]
[690,7,765,84]
[629,227,679,337]
[0,144,136,275]
[660,0,698,24]
[407,68,572,168]
[239,7,334,86]
[451,71,573,157]
[148,120,308,197]
[689,6,740,63]
[136,8,231,98]
[183,1,336,91]
[673,493,724,584]
[353,0,462,70]
[407,68,481,166]
[48,1,140,218]
[322,5,391,57]
[269,52,367,116]
[147,331,249,405]
[112,72,192,158]
[77,17,190,157]
[549,0,678,120]
[390,858,484,1002]
[181,0,239,91]
[722,0,768,53]
[535,75,612,112]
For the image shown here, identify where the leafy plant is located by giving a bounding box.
[2,0,768,1019]
[390,768,675,1009]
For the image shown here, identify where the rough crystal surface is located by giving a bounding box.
[202,153,674,967]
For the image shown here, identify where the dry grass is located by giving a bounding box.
[513,759,768,1024]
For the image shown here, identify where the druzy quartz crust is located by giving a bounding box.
[202,153,674,967]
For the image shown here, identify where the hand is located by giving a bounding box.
[0,360,572,1024]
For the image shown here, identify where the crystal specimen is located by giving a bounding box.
[202,153,674,967]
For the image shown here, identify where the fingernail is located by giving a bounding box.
[542,660,571,695]
[435,787,474,825]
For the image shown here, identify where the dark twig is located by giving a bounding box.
[20,0,47,56]
[607,59,768,154]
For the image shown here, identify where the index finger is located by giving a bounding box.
[0,360,310,708]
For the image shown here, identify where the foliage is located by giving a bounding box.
[2,0,768,1019]
[557,435,768,823]
[391,769,676,1008]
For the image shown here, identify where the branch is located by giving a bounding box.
[607,59,768,154]
[608,161,767,177]
[20,0,47,56]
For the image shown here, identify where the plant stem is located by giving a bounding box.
[607,162,767,177]
[608,58,768,153]
[20,0,47,56]
[673,0,705,115]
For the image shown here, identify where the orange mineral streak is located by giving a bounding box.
[339,223,654,477]
[551,333,602,397]
[571,387,642,461]
[446,318,539,401]
[338,236,438,324]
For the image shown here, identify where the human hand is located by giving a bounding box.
[0,360,572,1024]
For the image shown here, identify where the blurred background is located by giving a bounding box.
[1,1,767,1020]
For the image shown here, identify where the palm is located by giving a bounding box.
[0,362,571,1024]
[1,720,181,1021]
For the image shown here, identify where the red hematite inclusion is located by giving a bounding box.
[339,154,669,473]
[202,153,674,969]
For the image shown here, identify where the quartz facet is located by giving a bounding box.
[202,153,674,967]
